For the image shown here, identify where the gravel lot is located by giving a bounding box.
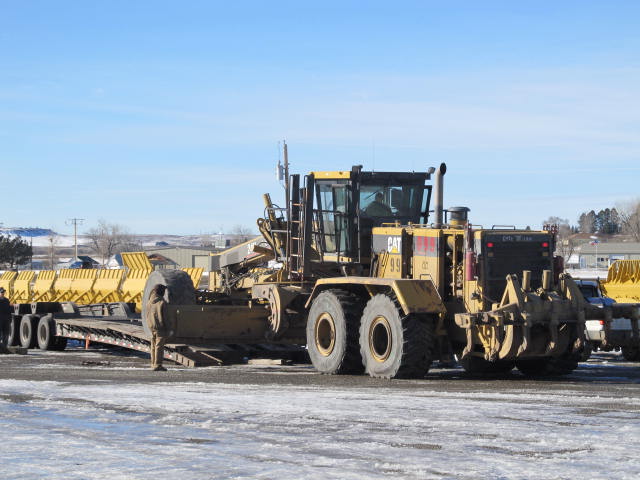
[1,343,640,479]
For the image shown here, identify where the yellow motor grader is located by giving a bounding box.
[146,162,640,378]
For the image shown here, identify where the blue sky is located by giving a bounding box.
[1,1,639,235]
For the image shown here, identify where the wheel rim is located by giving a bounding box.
[369,315,392,362]
[315,313,336,356]
[21,321,29,341]
[38,323,46,342]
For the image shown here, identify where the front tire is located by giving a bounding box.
[306,289,364,375]
[359,294,435,379]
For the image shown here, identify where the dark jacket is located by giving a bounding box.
[0,297,11,321]
[144,291,171,337]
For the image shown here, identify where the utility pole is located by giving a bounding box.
[67,218,84,259]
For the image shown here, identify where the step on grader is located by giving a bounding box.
[142,160,640,378]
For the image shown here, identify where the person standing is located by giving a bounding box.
[0,287,12,352]
[144,284,171,371]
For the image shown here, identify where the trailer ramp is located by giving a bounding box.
[53,315,306,367]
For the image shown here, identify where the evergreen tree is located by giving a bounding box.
[0,235,33,269]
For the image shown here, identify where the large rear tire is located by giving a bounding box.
[359,294,435,379]
[306,289,364,375]
[20,314,39,349]
[141,270,196,336]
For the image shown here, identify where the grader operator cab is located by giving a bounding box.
[144,160,640,378]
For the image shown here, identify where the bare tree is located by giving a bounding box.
[85,220,135,266]
[542,216,576,261]
[229,224,254,246]
[618,199,640,241]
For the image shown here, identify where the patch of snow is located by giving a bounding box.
[566,268,610,279]
[1,379,640,479]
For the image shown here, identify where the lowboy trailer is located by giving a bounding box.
[6,299,306,367]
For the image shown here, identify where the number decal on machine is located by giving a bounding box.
[389,256,401,273]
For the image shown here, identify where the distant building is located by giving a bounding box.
[143,246,215,270]
[148,253,179,270]
[577,242,640,269]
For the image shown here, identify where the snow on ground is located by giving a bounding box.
[566,269,610,280]
[1,378,639,479]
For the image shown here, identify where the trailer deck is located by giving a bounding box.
[9,301,307,367]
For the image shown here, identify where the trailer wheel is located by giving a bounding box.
[37,314,57,350]
[7,315,20,347]
[20,314,39,349]
[622,344,640,361]
[306,289,364,375]
[359,294,435,379]
[141,270,196,336]
[460,356,515,375]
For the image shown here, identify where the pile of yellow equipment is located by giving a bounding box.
[601,260,640,303]
[0,252,203,312]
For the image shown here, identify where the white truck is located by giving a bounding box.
[575,279,639,360]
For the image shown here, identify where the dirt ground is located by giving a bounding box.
[3,342,640,479]
[2,341,640,397]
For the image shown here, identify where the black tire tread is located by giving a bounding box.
[396,313,435,379]
[306,289,365,375]
[360,293,435,379]
[331,289,365,374]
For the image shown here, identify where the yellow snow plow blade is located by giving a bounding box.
[601,260,640,303]
[93,269,125,303]
[182,267,204,288]
[32,270,57,302]
[10,270,35,303]
[0,271,17,299]
[120,252,153,311]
